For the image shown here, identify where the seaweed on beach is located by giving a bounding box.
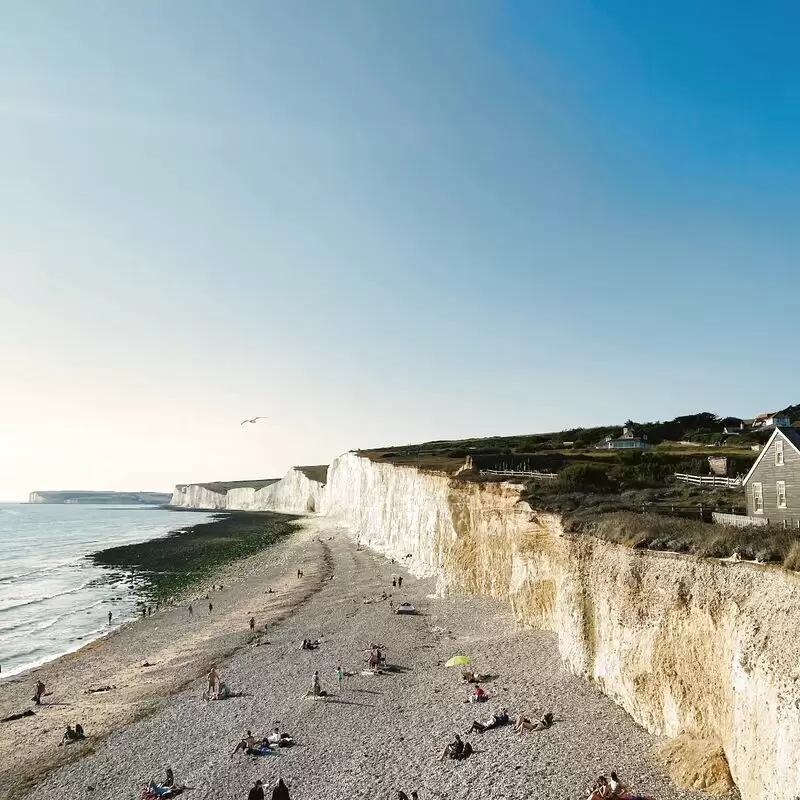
[91,512,300,602]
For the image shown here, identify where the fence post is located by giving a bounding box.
[699,504,703,520]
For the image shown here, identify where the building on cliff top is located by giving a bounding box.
[741,427,800,527]
[595,426,651,450]
[751,412,791,429]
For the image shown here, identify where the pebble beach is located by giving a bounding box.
[3,518,732,800]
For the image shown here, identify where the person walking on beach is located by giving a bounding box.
[249,617,255,631]
[248,779,265,800]
[392,577,397,588]
[108,611,112,625]
[208,602,213,615]
[32,680,45,705]
[398,575,403,589]
[188,604,193,617]
[337,665,343,689]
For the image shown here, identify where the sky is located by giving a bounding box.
[1,1,799,500]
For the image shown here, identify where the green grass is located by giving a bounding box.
[296,465,328,483]
[92,511,300,602]
[196,479,279,492]
[357,406,797,473]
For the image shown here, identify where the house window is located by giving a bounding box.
[777,481,787,509]
[776,440,784,466]
[753,482,764,514]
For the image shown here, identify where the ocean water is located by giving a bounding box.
[0,504,213,678]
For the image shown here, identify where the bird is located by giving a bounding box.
[240,416,267,426]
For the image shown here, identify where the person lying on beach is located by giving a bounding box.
[266,726,295,747]
[300,639,319,650]
[587,777,611,799]
[468,707,509,734]
[515,711,554,733]
[85,685,117,694]
[59,724,85,745]
[462,669,490,683]
[1,709,35,723]
[469,684,487,703]
[141,779,187,798]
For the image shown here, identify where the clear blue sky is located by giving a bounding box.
[1,1,799,499]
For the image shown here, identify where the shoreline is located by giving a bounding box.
[1,508,291,682]
[0,516,331,800]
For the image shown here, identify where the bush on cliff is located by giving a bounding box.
[566,512,800,565]
[558,463,618,492]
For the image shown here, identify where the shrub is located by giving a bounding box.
[559,463,617,492]
[784,542,800,571]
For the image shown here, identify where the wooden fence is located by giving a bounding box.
[674,473,742,489]
[712,512,769,529]
[479,469,558,480]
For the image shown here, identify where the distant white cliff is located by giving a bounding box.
[170,466,326,515]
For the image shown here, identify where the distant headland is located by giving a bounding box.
[28,490,172,505]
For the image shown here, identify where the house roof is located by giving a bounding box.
[742,427,800,485]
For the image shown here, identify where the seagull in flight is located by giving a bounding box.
[240,416,268,426]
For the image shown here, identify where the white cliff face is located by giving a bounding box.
[253,468,325,514]
[170,484,227,509]
[322,451,800,800]
[170,468,325,515]
[323,453,452,577]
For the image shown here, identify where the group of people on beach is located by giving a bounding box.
[231,725,296,758]
[21,548,661,800]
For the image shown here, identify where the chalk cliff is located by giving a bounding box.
[170,467,326,515]
[321,451,800,800]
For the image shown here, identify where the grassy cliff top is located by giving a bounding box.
[296,465,328,483]
[357,408,790,473]
[196,479,280,493]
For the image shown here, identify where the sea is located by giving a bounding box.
[0,504,213,678]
